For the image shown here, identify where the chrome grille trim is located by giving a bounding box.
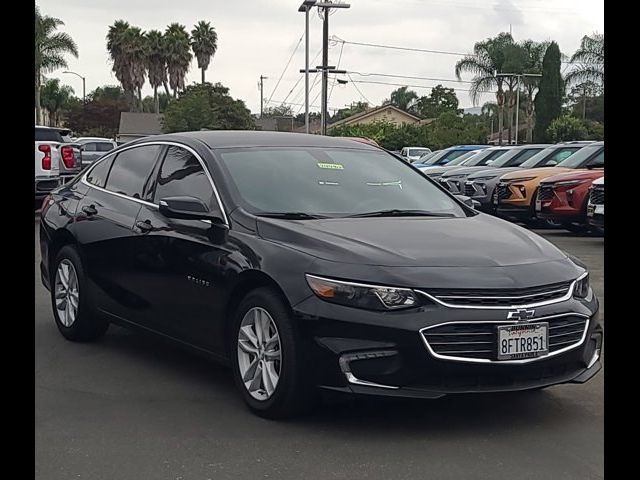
[415,274,586,310]
[419,313,590,364]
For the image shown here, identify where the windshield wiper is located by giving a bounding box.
[345,209,455,218]
[257,212,327,220]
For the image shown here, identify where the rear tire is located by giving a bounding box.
[230,287,316,419]
[51,246,109,342]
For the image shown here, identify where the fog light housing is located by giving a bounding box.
[338,351,399,389]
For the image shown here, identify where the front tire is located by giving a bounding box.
[231,287,315,419]
[51,246,109,342]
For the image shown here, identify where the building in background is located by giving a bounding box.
[328,104,421,131]
[117,112,163,143]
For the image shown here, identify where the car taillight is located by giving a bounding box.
[39,144,52,170]
[61,146,74,168]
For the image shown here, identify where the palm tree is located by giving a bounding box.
[35,5,78,125]
[519,40,549,143]
[191,21,218,84]
[388,86,418,112]
[455,32,514,145]
[107,20,136,110]
[123,26,148,111]
[565,33,604,88]
[165,23,192,98]
[40,78,75,126]
[146,30,168,113]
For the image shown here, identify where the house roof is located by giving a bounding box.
[328,104,421,129]
[118,112,163,136]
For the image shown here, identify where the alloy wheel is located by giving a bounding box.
[54,259,79,327]
[237,307,282,401]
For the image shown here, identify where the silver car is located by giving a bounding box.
[75,137,118,167]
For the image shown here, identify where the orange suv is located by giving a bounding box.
[495,142,602,224]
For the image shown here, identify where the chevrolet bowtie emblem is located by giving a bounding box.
[507,308,536,321]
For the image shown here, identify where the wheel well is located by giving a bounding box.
[223,271,290,356]
[48,230,77,278]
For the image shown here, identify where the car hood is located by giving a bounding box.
[466,166,523,180]
[541,169,604,184]
[419,165,464,175]
[500,166,572,181]
[257,214,569,269]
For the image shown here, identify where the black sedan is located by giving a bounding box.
[39,131,602,418]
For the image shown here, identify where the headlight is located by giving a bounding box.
[505,176,535,183]
[573,272,590,298]
[305,274,419,310]
[552,180,587,188]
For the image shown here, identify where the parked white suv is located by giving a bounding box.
[400,146,432,163]
[75,137,118,167]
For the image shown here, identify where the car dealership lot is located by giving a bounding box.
[35,219,603,480]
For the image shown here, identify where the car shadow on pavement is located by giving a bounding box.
[92,325,590,436]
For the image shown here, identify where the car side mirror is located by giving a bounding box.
[159,196,224,223]
[547,160,558,166]
[455,194,476,209]
[486,160,494,165]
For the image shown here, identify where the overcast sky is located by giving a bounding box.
[38,0,603,115]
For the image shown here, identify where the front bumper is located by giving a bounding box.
[294,293,602,399]
[496,204,533,221]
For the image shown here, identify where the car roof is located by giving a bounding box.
[76,137,115,142]
[147,131,381,150]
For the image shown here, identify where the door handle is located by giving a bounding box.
[135,220,154,233]
[81,204,97,216]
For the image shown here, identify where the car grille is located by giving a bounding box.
[590,185,604,205]
[496,182,512,200]
[424,281,573,307]
[464,183,475,197]
[538,184,554,201]
[422,315,588,361]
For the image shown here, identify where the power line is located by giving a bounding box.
[281,47,323,106]
[267,31,305,105]
[350,78,491,94]
[265,98,340,111]
[328,40,346,103]
[333,36,590,65]
[346,72,371,104]
[347,70,474,84]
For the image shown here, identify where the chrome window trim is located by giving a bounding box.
[420,312,590,365]
[81,140,229,226]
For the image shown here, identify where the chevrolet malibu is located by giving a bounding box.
[39,131,602,418]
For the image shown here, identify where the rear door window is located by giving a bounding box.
[105,145,161,199]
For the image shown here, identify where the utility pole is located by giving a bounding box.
[259,75,267,118]
[298,1,317,133]
[582,84,588,120]
[316,1,350,135]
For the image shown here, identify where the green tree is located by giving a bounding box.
[40,78,75,126]
[565,33,604,88]
[455,32,514,145]
[533,42,563,142]
[191,21,218,84]
[107,20,137,110]
[415,85,460,119]
[546,115,588,142]
[142,92,171,113]
[519,40,549,142]
[146,30,169,114]
[566,81,603,123]
[35,5,78,125]
[162,82,254,132]
[65,86,129,138]
[332,101,369,122]
[125,26,147,111]
[428,111,487,149]
[387,86,418,112]
[165,23,192,98]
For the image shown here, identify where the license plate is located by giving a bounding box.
[497,323,548,360]
[535,199,541,211]
[493,190,499,205]
[587,204,595,217]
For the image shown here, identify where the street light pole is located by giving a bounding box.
[259,75,268,118]
[496,72,542,145]
[63,70,86,104]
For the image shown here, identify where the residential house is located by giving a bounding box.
[328,104,422,131]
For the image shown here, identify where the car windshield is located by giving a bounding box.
[218,147,467,218]
[557,144,604,168]
[408,148,430,157]
[463,149,507,167]
[417,150,443,164]
[447,150,479,166]
[519,146,581,169]
[487,147,543,168]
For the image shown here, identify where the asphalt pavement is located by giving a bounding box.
[35,220,604,480]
